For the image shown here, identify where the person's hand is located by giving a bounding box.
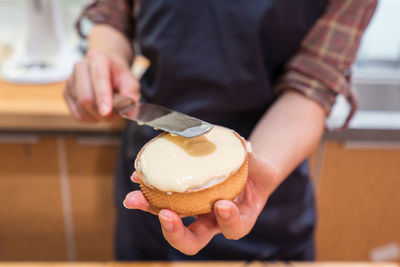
[64,49,140,122]
[124,152,280,255]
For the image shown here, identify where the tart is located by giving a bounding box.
[134,126,249,216]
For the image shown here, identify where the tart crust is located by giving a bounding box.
[135,132,248,216]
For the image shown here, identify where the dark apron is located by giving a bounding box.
[115,0,327,261]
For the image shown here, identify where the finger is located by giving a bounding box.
[112,64,140,102]
[104,112,120,121]
[248,152,279,194]
[64,78,93,122]
[73,60,101,120]
[87,50,113,116]
[130,171,139,183]
[65,74,78,101]
[158,210,219,255]
[123,190,159,215]
[64,88,83,121]
[65,93,97,123]
[214,200,255,240]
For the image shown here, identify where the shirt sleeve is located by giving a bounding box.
[275,0,377,128]
[76,0,135,39]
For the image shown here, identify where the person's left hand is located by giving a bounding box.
[123,152,280,255]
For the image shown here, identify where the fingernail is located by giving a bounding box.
[131,172,139,182]
[160,213,174,232]
[217,202,232,220]
[218,208,232,220]
[100,102,110,116]
[123,192,138,209]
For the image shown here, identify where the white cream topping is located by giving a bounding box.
[136,126,246,192]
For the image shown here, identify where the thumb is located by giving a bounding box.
[110,61,140,102]
[248,152,280,193]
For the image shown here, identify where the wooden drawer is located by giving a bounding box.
[0,136,66,260]
[316,141,400,263]
[66,136,118,260]
[0,135,119,261]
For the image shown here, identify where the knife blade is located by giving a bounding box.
[113,93,213,138]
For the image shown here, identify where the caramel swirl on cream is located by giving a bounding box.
[136,126,246,192]
[163,134,216,157]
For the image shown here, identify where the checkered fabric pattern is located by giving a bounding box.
[78,0,378,128]
[276,0,377,128]
[77,0,135,39]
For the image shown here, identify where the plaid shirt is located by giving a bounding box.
[78,0,377,128]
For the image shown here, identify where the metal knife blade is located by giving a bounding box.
[113,93,213,138]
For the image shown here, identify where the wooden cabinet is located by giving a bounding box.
[66,136,118,260]
[0,135,118,261]
[315,141,400,263]
[1,136,399,262]
[0,137,67,260]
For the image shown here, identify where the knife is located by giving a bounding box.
[113,94,213,138]
[112,56,213,138]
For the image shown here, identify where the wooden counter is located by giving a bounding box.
[0,263,398,267]
[0,79,124,131]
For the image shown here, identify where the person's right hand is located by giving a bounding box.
[64,49,140,122]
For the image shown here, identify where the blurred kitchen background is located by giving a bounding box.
[0,0,399,263]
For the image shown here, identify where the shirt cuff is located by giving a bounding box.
[76,0,135,40]
[275,54,358,129]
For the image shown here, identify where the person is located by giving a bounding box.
[65,0,377,261]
